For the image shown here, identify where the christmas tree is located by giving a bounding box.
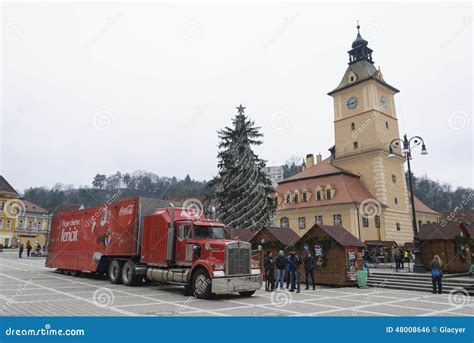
[213,105,275,230]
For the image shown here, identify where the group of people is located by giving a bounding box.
[394,247,411,271]
[263,250,317,293]
[18,241,43,258]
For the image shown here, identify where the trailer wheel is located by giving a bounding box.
[239,291,255,297]
[109,260,123,284]
[70,270,80,277]
[63,270,71,276]
[192,269,212,299]
[122,260,139,286]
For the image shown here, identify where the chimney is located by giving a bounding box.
[316,153,322,164]
[306,154,314,168]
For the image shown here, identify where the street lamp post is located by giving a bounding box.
[389,134,428,274]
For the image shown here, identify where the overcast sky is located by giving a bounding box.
[1,1,472,193]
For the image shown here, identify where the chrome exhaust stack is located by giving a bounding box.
[166,203,175,265]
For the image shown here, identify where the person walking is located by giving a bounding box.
[26,243,32,257]
[19,243,24,259]
[274,250,286,289]
[430,255,443,294]
[285,252,291,289]
[394,248,401,271]
[288,250,301,293]
[303,251,316,290]
[264,251,275,291]
[399,248,405,269]
[363,249,371,276]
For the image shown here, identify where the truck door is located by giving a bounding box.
[176,224,192,263]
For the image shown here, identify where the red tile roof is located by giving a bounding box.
[0,176,19,197]
[280,158,355,183]
[23,199,48,214]
[413,196,438,214]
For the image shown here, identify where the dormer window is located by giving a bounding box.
[326,189,332,199]
[351,122,356,131]
[293,193,299,204]
[302,192,307,202]
[286,194,291,204]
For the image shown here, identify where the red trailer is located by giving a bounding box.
[46,197,261,299]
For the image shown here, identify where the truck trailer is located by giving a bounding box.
[46,197,262,299]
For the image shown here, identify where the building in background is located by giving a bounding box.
[273,25,439,244]
[263,166,284,188]
[0,176,21,247]
[14,199,51,248]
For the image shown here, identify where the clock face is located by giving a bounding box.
[380,95,389,110]
[346,96,358,110]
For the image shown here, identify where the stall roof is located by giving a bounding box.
[418,222,469,241]
[224,227,256,242]
[300,224,363,247]
[252,227,300,246]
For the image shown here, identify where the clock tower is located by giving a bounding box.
[328,23,413,242]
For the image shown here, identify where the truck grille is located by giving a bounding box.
[227,247,251,276]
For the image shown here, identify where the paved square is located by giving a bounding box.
[0,252,471,317]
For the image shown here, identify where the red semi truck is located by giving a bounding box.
[46,197,262,299]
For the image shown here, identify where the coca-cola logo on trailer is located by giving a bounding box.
[119,204,134,216]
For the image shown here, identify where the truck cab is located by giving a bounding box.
[141,206,261,298]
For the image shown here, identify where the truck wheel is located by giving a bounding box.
[122,260,139,286]
[63,270,71,276]
[192,269,212,299]
[109,260,123,284]
[239,291,255,297]
[70,270,81,277]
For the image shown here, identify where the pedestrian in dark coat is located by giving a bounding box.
[430,255,443,294]
[304,252,316,290]
[264,251,275,291]
[19,244,24,259]
[26,243,32,257]
[274,250,286,289]
[288,250,301,293]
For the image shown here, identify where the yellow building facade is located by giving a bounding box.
[274,25,439,245]
[0,176,21,247]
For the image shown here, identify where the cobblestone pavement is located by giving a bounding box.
[0,252,471,317]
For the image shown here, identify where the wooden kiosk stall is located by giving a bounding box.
[419,222,472,273]
[295,224,363,286]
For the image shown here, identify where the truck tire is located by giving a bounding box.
[70,270,80,277]
[109,260,123,284]
[122,260,139,286]
[192,269,212,299]
[63,270,70,276]
[239,291,255,297]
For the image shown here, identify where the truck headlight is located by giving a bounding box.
[214,263,225,271]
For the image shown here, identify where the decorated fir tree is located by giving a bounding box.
[213,105,274,230]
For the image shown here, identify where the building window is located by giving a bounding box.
[19,220,24,229]
[375,215,381,228]
[396,222,400,231]
[280,217,289,228]
[333,214,342,227]
[418,220,422,229]
[351,122,356,131]
[298,217,306,229]
[353,142,358,150]
[6,220,11,229]
[362,215,369,227]
[274,197,279,206]
[38,221,42,230]
[293,193,299,204]
[28,221,33,230]
[302,192,307,202]
[392,175,396,184]
[286,195,290,204]
[316,191,321,201]
[386,121,389,129]
[0,219,3,228]
[0,202,4,210]
[315,215,323,225]
[394,197,398,205]
[350,76,355,82]
[326,189,332,199]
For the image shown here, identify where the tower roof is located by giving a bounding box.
[328,22,399,95]
[0,175,19,197]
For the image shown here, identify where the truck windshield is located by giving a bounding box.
[193,226,225,239]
